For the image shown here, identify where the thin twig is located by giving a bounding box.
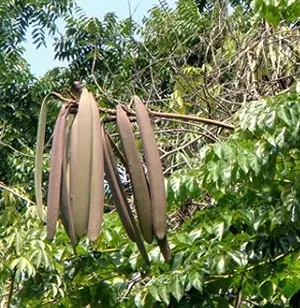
[0,181,34,205]
[234,264,248,308]
[91,48,126,105]
[0,141,35,158]
[51,92,75,103]
[205,246,300,285]
[160,135,203,160]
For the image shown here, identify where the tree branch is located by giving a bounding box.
[101,106,234,130]
[234,264,248,308]
[0,181,34,205]
[48,89,235,130]
[0,141,35,158]
[6,270,15,308]
[205,246,300,285]
[149,110,234,130]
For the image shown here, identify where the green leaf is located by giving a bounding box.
[221,144,233,161]
[26,263,35,278]
[280,278,300,298]
[289,105,298,124]
[207,161,219,182]
[10,258,20,270]
[265,132,276,147]
[278,105,292,126]
[149,285,160,302]
[238,153,249,174]
[229,251,247,267]
[213,144,222,159]
[216,255,226,274]
[219,161,231,184]
[260,280,274,299]
[189,229,202,242]
[159,284,170,305]
[248,153,260,175]
[275,127,286,148]
[189,271,203,292]
[15,232,23,254]
[171,88,186,114]
[170,177,181,195]
[134,292,145,308]
[248,115,258,133]
[51,284,58,297]
[213,221,225,241]
[172,251,185,269]
[171,275,184,302]
[19,257,27,272]
[263,5,281,26]
[265,110,276,129]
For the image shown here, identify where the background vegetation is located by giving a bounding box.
[1,0,300,306]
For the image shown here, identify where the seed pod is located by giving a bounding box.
[102,128,136,242]
[116,105,153,243]
[102,128,149,264]
[59,113,78,246]
[134,96,166,240]
[157,235,172,263]
[35,96,49,222]
[70,88,93,238]
[87,93,104,242]
[47,105,68,241]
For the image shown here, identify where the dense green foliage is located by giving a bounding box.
[1,0,300,307]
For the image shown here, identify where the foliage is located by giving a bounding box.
[1,0,300,307]
[0,0,75,186]
[253,0,300,25]
[164,92,300,306]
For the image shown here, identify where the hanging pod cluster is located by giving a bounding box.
[35,89,171,263]
[35,88,104,246]
[116,96,171,262]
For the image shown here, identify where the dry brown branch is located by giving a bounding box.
[149,110,234,130]
[6,270,15,308]
[51,92,75,103]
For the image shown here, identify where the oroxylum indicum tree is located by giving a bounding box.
[1,0,300,307]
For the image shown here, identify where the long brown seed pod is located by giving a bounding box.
[102,128,136,242]
[87,93,104,242]
[134,96,167,240]
[116,105,153,243]
[102,128,149,264]
[70,88,93,239]
[157,235,172,263]
[47,105,68,240]
[60,113,78,246]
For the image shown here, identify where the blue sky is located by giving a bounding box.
[24,0,175,77]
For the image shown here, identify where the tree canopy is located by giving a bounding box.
[1,0,300,307]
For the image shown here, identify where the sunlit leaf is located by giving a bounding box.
[171,275,184,302]
[189,271,203,292]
